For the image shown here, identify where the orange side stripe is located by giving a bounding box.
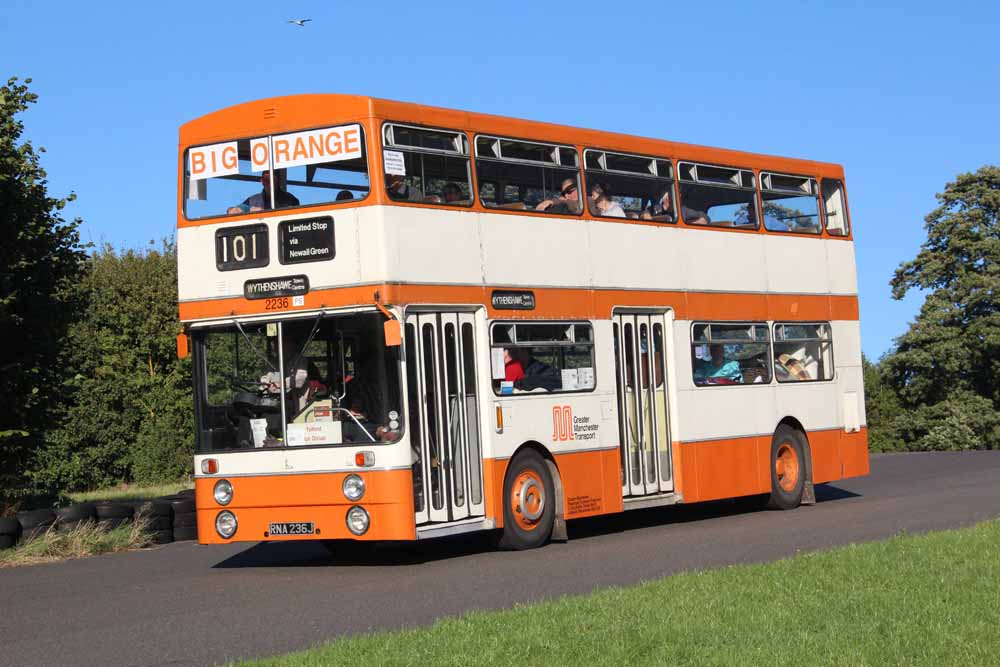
[180,283,859,323]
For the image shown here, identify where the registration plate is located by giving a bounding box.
[269,522,315,536]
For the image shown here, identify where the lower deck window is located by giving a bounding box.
[490,322,594,394]
[691,323,771,385]
[773,323,834,382]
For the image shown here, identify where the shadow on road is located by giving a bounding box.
[212,483,860,569]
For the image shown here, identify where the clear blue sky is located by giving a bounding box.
[3,0,998,359]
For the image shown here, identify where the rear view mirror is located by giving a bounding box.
[384,319,402,347]
[176,333,190,359]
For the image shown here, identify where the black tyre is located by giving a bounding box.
[146,516,173,531]
[0,534,16,549]
[0,517,21,537]
[97,517,132,531]
[173,525,198,542]
[497,449,555,550]
[150,529,174,544]
[134,500,172,519]
[172,512,197,528]
[17,509,55,530]
[177,488,195,498]
[55,503,96,525]
[56,518,95,533]
[21,523,54,541]
[169,498,196,514]
[95,502,134,520]
[767,425,807,510]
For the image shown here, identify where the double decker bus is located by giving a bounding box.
[178,94,868,550]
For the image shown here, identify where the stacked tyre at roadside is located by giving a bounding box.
[0,516,21,550]
[0,489,198,551]
[135,499,174,544]
[16,509,56,541]
[163,492,198,542]
[54,503,96,532]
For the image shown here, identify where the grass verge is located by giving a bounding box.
[0,519,153,568]
[67,480,193,503]
[236,519,1000,666]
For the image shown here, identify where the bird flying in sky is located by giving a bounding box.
[287,18,312,26]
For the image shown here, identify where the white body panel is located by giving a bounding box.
[178,206,860,303]
[183,206,864,481]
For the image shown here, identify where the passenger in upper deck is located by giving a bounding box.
[535,177,582,214]
[442,182,464,204]
[336,190,354,201]
[588,182,626,218]
[641,187,709,225]
[386,173,424,201]
[227,170,300,214]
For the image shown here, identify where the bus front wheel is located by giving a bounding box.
[767,425,807,510]
[497,449,555,550]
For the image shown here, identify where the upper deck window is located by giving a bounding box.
[678,162,758,229]
[382,124,472,206]
[475,136,581,215]
[822,179,850,236]
[584,150,675,221]
[183,124,370,220]
[760,173,822,235]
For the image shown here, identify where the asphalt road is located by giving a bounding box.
[3,451,1000,667]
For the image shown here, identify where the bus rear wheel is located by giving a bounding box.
[767,425,807,510]
[497,450,555,550]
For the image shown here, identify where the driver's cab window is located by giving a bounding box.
[196,314,401,452]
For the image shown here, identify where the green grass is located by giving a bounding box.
[67,479,192,503]
[235,519,1000,666]
[0,519,154,568]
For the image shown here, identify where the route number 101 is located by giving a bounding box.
[215,224,269,272]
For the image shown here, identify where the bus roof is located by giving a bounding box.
[179,94,845,179]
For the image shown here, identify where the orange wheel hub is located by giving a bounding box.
[510,470,545,531]
[775,443,800,492]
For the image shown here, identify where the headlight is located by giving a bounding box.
[214,479,233,505]
[346,506,370,535]
[342,474,365,501]
[215,511,238,539]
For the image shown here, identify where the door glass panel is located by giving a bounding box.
[613,323,626,487]
[461,323,483,505]
[406,324,424,513]
[623,322,641,487]
[421,323,443,510]
[443,323,464,507]
[653,322,671,482]
[640,323,656,484]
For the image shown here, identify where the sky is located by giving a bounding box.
[3,0,998,359]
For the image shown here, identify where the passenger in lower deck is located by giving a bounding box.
[511,348,562,391]
[693,344,742,385]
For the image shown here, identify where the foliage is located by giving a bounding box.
[0,518,153,568]
[862,354,905,452]
[0,77,88,505]
[35,241,193,491]
[880,165,1000,451]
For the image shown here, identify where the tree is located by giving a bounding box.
[36,241,193,490]
[0,77,87,505]
[862,354,904,452]
[885,165,1000,450]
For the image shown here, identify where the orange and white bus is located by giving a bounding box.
[178,94,868,549]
